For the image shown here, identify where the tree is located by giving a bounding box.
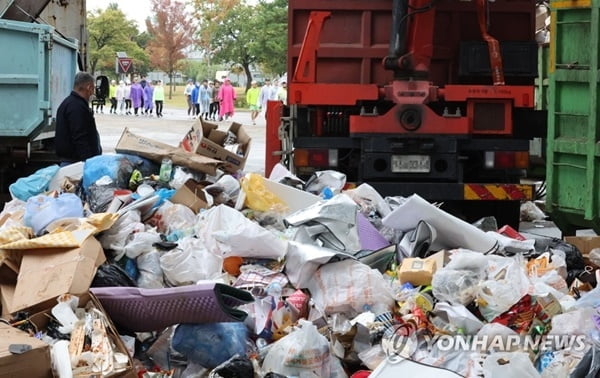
[192,0,287,91]
[146,0,196,99]
[251,0,287,76]
[87,6,148,77]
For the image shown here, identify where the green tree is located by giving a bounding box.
[192,0,287,91]
[146,0,196,99]
[87,6,148,77]
[252,0,287,76]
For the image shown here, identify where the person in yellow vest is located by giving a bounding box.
[154,80,165,117]
[109,80,118,114]
[246,80,260,125]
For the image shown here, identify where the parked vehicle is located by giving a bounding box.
[267,0,546,227]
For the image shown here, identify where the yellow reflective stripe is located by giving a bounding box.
[551,0,591,8]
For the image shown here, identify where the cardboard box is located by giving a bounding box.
[115,128,223,175]
[564,236,600,256]
[26,293,135,378]
[170,179,212,213]
[181,119,251,173]
[0,323,53,377]
[8,236,105,314]
[398,257,438,286]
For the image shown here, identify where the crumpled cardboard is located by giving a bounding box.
[116,128,223,175]
[7,236,105,314]
[170,179,212,213]
[0,323,52,377]
[181,119,251,173]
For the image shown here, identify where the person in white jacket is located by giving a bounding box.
[116,80,126,115]
[258,79,273,111]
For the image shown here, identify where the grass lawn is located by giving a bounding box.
[164,85,248,110]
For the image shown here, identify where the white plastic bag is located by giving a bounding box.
[262,320,331,377]
[136,250,165,288]
[154,202,196,235]
[99,210,144,260]
[307,259,395,317]
[159,237,223,286]
[482,352,540,378]
[123,230,161,259]
[195,205,288,259]
[477,257,531,321]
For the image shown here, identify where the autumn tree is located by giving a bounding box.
[146,0,196,99]
[87,5,148,76]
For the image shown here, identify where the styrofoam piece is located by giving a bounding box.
[370,358,463,378]
[48,162,84,192]
[262,178,321,215]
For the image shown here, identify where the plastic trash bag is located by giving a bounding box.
[136,250,165,288]
[262,319,331,377]
[482,352,541,378]
[520,201,546,222]
[88,182,117,213]
[159,237,223,286]
[569,346,600,378]
[152,202,196,235]
[477,257,531,321]
[99,210,145,260]
[195,205,288,260]
[305,170,346,196]
[171,322,248,369]
[24,193,83,235]
[432,269,483,306]
[307,259,395,317]
[123,230,162,259]
[209,355,254,378]
[241,173,287,213]
[82,154,157,193]
[91,264,137,288]
[9,164,59,201]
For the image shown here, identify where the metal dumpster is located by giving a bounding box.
[546,0,600,234]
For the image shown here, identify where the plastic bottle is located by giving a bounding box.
[159,158,173,183]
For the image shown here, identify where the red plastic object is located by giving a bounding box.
[498,225,526,241]
[265,100,283,177]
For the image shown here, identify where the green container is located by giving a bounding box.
[0,19,78,139]
[546,0,600,234]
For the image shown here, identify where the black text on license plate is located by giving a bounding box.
[391,155,431,173]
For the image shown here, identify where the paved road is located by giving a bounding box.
[95,106,267,176]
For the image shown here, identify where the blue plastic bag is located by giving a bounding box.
[9,165,59,201]
[171,322,248,369]
[24,193,84,235]
[82,154,157,192]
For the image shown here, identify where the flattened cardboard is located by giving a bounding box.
[170,179,211,213]
[181,119,251,173]
[115,128,223,175]
[9,236,105,314]
[0,323,52,378]
[564,236,600,256]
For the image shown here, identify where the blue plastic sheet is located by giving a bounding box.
[9,165,59,201]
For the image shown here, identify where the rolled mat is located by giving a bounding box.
[90,283,254,332]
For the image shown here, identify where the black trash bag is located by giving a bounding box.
[46,318,71,340]
[87,184,117,213]
[570,345,600,378]
[210,355,254,378]
[545,238,586,285]
[91,263,137,288]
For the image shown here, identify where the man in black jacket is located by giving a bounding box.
[55,72,102,163]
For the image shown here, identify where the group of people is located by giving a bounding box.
[184,77,237,122]
[246,78,287,125]
[97,78,165,117]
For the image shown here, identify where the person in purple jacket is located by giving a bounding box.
[143,81,154,116]
[130,79,144,116]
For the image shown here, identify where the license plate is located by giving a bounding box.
[391,155,431,173]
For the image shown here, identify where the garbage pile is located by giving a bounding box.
[1,122,600,378]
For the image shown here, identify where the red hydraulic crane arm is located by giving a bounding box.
[292,11,331,83]
[476,0,505,85]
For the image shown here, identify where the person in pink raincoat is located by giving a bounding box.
[218,78,236,121]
